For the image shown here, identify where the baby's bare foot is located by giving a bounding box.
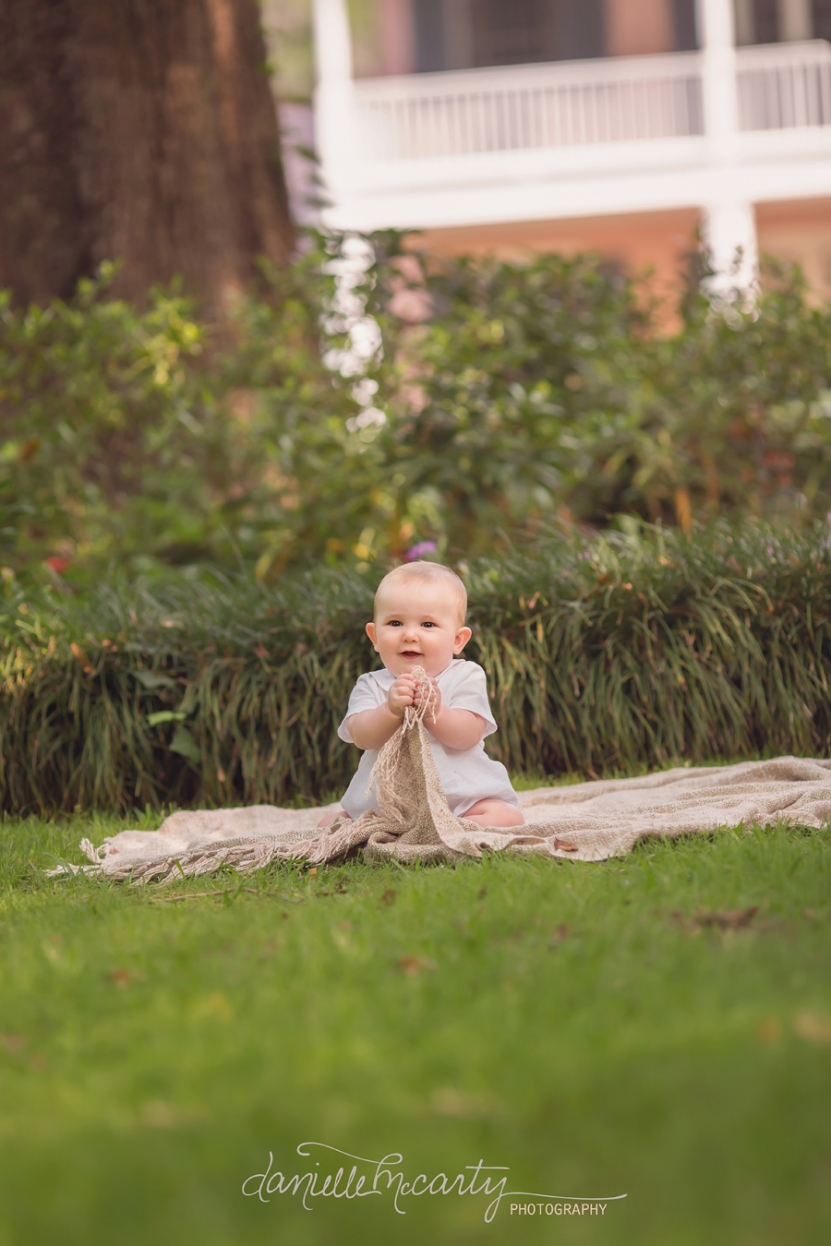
[317,807,351,829]
[461,798,525,829]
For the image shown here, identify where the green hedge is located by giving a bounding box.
[2,522,831,816]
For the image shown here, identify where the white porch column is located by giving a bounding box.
[312,0,356,207]
[696,0,758,289]
[778,0,813,42]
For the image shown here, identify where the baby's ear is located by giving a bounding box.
[365,622,378,649]
[454,625,472,653]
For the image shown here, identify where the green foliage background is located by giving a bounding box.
[3,235,831,587]
[4,237,831,813]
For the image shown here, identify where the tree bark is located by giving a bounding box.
[0,0,295,313]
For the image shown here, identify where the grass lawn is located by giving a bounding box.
[1,797,830,1246]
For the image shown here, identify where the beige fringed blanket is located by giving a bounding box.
[53,671,831,884]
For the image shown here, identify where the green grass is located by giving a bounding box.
[1,811,830,1246]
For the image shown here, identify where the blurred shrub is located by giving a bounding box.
[3,237,831,584]
[0,244,378,584]
[364,241,831,555]
[3,521,831,814]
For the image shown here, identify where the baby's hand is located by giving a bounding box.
[387,674,417,718]
[414,677,441,719]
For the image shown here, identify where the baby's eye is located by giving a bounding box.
[421,621,436,628]
[388,620,402,627]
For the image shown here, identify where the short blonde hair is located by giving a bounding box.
[374,561,468,623]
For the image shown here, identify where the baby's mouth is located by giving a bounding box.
[401,650,422,659]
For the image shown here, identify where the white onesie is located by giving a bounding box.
[338,658,519,819]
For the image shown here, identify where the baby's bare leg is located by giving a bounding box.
[316,807,352,829]
[461,798,525,828]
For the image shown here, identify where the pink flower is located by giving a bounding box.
[405,541,437,561]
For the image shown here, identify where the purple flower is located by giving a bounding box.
[405,541,437,561]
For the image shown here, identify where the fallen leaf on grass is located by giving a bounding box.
[108,967,140,988]
[757,1018,782,1044]
[548,923,570,948]
[793,1012,831,1045]
[0,1034,26,1055]
[381,889,397,906]
[398,955,436,977]
[692,906,758,931]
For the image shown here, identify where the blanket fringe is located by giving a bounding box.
[47,694,831,884]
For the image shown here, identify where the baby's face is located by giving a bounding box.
[366,581,471,678]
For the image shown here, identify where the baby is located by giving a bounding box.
[318,561,524,829]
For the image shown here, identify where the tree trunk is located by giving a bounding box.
[0,0,295,313]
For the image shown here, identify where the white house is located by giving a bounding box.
[310,0,831,293]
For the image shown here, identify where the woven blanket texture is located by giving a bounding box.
[53,687,831,884]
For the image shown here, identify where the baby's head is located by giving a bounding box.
[375,561,467,623]
[366,561,472,677]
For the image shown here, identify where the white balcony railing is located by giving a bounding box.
[352,41,831,164]
[354,52,704,161]
[737,39,831,131]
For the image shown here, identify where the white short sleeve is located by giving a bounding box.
[438,660,498,737]
[337,671,390,743]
